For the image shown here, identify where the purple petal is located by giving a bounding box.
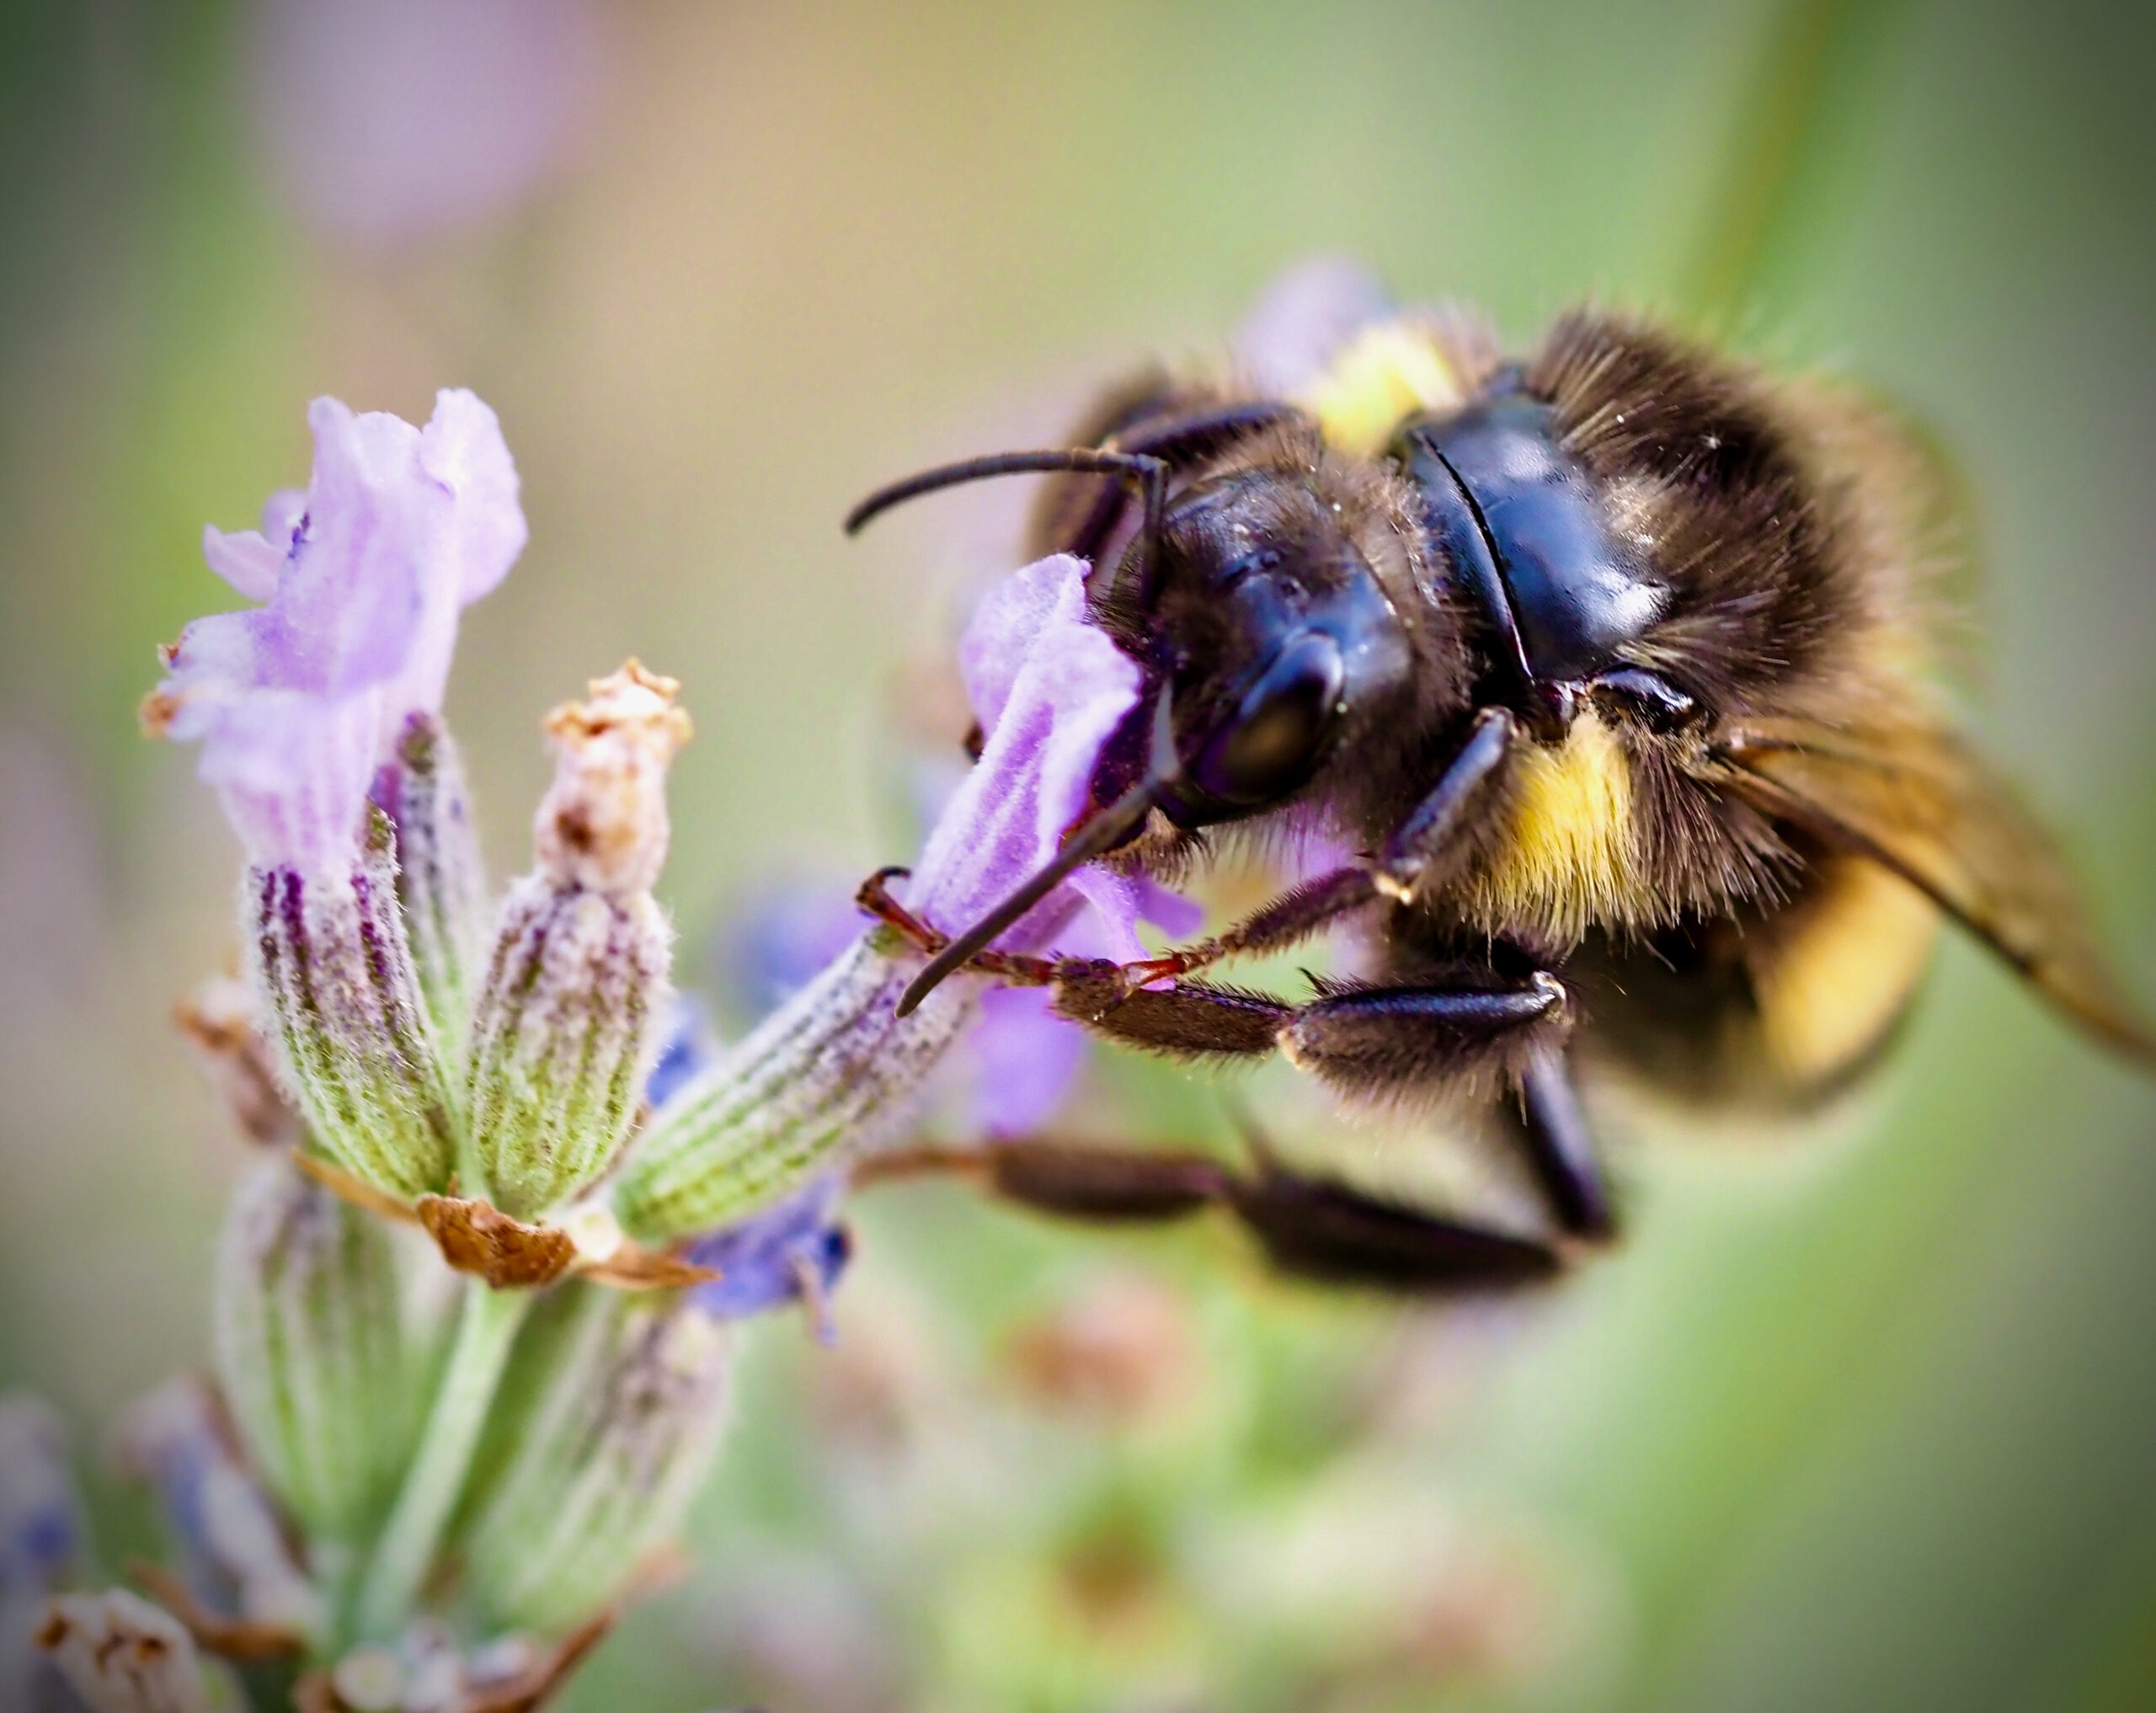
[156,388,524,872]
[643,991,718,1113]
[718,878,872,1024]
[908,553,1140,951]
[969,983,1086,1136]
[686,1175,851,1338]
[200,525,283,603]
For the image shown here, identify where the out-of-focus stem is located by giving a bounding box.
[1676,0,1920,327]
[350,1280,531,1641]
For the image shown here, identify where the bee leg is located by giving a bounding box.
[1374,705,1519,898]
[1275,971,1571,1092]
[1503,1049,1616,1240]
[857,1139,1562,1294]
[1049,965,1298,1059]
[1088,711,1523,990]
[1225,1164,1562,1292]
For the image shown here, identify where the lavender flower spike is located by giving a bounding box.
[615,552,1153,1242]
[152,390,524,1202]
[149,387,524,876]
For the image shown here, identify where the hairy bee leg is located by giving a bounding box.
[1051,965,1298,1058]
[1507,1049,1616,1239]
[1097,712,1519,988]
[1276,972,1570,1093]
[1115,866,1382,986]
[861,1138,1562,1295]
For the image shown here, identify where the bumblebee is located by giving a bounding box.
[846,306,2156,1289]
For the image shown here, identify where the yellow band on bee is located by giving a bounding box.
[1299,322,1466,458]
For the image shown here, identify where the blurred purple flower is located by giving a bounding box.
[152,388,525,873]
[1234,255,1392,395]
[0,1398,81,1600]
[255,0,603,248]
[644,992,720,1114]
[685,1176,851,1342]
[718,880,867,1026]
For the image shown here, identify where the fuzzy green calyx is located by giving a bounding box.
[247,814,458,1203]
[454,1283,732,1634]
[465,664,686,1218]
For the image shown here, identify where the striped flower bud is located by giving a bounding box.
[613,931,979,1243]
[371,712,490,1071]
[209,1156,453,1545]
[454,1283,732,1634]
[466,664,686,1220]
[247,811,457,1202]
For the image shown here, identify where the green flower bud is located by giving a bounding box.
[210,1155,454,1542]
[467,664,685,1219]
[247,814,457,1201]
[455,1283,732,1635]
[376,713,491,1074]
[611,931,979,1243]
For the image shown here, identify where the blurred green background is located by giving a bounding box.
[3,1,2154,1709]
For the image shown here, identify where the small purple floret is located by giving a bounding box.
[155,388,525,873]
[906,552,1170,963]
[686,1176,851,1341]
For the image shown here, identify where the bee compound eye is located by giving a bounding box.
[1191,632,1347,806]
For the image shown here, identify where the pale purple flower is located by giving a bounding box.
[255,0,603,248]
[906,552,1166,963]
[706,551,1203,1143]
[152,388,525,873]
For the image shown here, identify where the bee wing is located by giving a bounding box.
[1705,716,2156,1064]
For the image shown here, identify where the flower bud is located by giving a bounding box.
[455,1283,732,1635]
[371,712,491,1066]
[466,664,686,1219]
[208,1157,452,1545]
[247,814,456,1201]
[611,931,980,1244]
[34,1588,212,1713]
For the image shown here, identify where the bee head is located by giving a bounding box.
[1113,460,1422,829]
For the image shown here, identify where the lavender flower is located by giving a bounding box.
[613,552,1170,1242]
[150,388,523,878]
[149,389,525,1203]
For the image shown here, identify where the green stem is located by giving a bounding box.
[1675,0,1921,328]
[350,1280,531,1640]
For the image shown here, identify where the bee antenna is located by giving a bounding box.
[894,686,1180,1019]
[844,448,1166,537]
